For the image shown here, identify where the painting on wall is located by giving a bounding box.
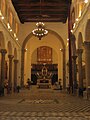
[37,46,52,63]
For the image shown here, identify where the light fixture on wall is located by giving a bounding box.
[32,22,48,40]
[32,0,48,40]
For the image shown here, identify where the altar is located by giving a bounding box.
[37,79,51,88]
[31,63,58,86]
[31,46,58,85]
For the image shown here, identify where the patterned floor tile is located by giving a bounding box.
[0,87,90,120]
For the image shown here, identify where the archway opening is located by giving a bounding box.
[21,30,66,89]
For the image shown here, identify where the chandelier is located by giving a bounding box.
[32,22,48,40]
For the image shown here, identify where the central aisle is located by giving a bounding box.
[0,86,90,120]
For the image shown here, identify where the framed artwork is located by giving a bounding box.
[37,46,52,63]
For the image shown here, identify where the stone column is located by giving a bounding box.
[84,41,90,88]
[62,49,66,89]
[13,59,18,92]
[0,49,7,96]
[77,49,83,88]
[72,55,77,94]
[21,49,26,87]
[8,55,14,93]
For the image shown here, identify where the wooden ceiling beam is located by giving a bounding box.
[21,18,66,23]
[16,3,68,7]
[11,0,70,23]
[20,13,66,17]
[18,8,67,12]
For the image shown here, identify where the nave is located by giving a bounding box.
[0,1,90,119]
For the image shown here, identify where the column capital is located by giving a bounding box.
[72,55,77,60]
[84,41,90,50]
[22,48,26,52]
[70,33,76,41]
[0,49,7,55]
[14,59,18,63]
[8,55,14,60]
[77,49,83,55]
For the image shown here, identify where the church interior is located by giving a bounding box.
[0,0,90,119]
[0,0,90,99]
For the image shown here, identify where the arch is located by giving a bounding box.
[14,48,17,59]
[22,29,65,49]
[0,31,5,49]
[77,32,83,49]
[85,19,90,41]
[7,41,12,55]
[21,29,66,87]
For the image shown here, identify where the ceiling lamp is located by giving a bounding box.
[32,22,48,40]
[84,0,88,3]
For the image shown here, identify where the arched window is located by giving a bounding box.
[15,22,19,34]
[1,0,6,16]
[78,0,87,17]
[9,9,13,26]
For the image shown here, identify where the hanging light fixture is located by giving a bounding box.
[32,22,48,40]
[32,0,48,40]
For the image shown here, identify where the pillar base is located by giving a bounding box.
[83,91,87,99]
[87,87,90,100]
[0,86,4,96]
[83,88,90,100]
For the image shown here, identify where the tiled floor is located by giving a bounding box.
[0,86,90,120]
[0,111,90,120]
